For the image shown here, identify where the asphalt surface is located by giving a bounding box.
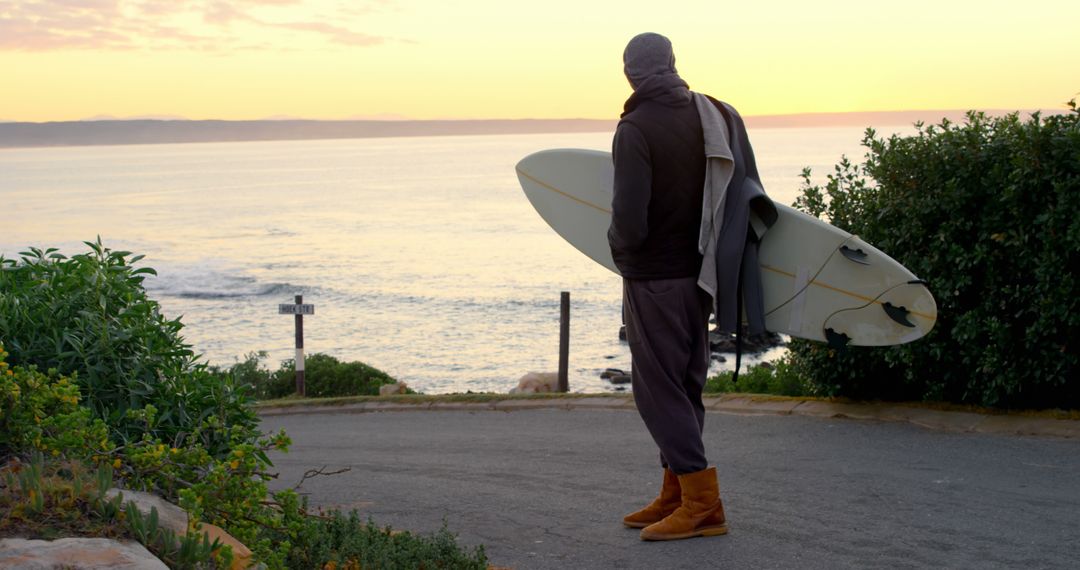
[260,408,1080,569]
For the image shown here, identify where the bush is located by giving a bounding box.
[0,240,257,455]
[1,241,484,568]
[0,346,112,462]
[278,510,488,569]
[789,103,1080,408]
[704,358,812,397]
[215,351,400,399]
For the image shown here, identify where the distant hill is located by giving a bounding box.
[0,119,616,148]
[741,109,1054,129]
[0,110,1058,148]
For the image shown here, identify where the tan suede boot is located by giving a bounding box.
[639,467,728,541]
[622,469,681,528]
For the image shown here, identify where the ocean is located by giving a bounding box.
[0,126,912,393]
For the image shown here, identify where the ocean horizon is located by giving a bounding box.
[1,126,914,393]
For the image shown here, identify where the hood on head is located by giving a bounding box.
[623,32,677,89]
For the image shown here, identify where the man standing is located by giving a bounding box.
[609,32,774,542]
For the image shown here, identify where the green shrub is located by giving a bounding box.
[215,351,399,399]
[0,345,112,461]
[1,241,482,568]
[280,509,488,570]
[704,358,812,397]
[0,240,257,455]
[789,104,1080,408]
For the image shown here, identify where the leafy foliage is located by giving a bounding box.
[0,239,257,456]
[790,103,1080,408]
[0,347,112,462]
[213,351,400,399]
[280,512,488,570]
[704,358,812,397]
[0,241,487,568]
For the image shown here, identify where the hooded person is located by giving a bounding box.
[609,32,774,542]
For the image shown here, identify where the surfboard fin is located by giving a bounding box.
[882,302,916,328]
[825,328,851,349]
[839,245,870,265]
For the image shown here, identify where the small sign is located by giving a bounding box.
[279,303,315,315]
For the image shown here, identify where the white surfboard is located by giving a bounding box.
[515,148,937,347]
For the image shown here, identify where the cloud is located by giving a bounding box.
[272,21,384,47]
[0,0,395,51]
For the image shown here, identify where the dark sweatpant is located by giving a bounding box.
[623,277,712,475]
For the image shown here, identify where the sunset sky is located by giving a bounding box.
[2,0,1077,122]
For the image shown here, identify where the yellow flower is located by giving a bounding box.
[171,448,179,454]
[113,458,122,469]
[229,460,240,470]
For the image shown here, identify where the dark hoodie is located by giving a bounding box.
[607,33,706,279]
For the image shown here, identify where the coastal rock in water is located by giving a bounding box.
[0,538,168,569]
[379,381,409,396]
[510,372,559,394]
[600,368,631,384]
[708,330,785,354]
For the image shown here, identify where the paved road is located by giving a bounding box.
[261,408,1080,569]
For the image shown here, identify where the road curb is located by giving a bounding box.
[256,395,1080,439]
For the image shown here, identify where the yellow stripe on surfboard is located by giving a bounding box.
[761,265,936,321]
[516,168,613,214]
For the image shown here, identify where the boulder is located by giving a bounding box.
[200,522,255,570]
[0,538,167,569]
[510,372,559,394]
[105,488,255,569]
[599,368,632,385]
[106,488,188,536]
[379,381,409,396]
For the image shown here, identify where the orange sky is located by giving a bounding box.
[2,0,1077,121]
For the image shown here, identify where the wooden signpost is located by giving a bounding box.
[278,295,314,397]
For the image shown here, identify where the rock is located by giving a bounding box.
[106,488,188,536]
[379,381,409,396]
[618,325,627,341]
[104,488,256,569]
[600,368,632,384]
[0,538,168,569]
[200,522,255,570]
[710,353,727,362]
[708,330,785,354]
[510,372,559,394]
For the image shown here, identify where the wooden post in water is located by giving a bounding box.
[294,294,305,397]
[558,291,570,392]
